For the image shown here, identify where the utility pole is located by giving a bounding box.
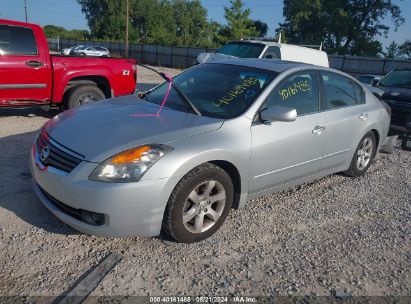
[125,0,129,58]
[24,0,28,22]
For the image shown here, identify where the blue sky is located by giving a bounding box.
[0,0,409,48]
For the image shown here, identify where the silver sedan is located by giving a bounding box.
[30,59,391,243]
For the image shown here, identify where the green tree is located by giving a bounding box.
[278,0,405,56]
[221,0,259,43]
[77,0,137,41]
[43,25,89,40]
[250,20,268,37]
[77,0,216,46]
[171,0,211,46]
[130,0,176,45]
[399,40,411,59]
[384,41,401,58]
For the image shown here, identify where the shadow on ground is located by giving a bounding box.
[0,106,58,118]
[0,129,77,235]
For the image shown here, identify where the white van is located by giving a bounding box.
[197,40,329,67]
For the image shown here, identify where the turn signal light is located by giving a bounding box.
[111,146,151,164]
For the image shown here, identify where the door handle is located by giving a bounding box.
[312,125,326,135]
[25,60,44,67]
[359,113,368,121]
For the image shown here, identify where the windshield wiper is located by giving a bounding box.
[139,64,202,116]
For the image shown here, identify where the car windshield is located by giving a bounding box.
[217,42,265,58]
[144,64,278,119]
[379,70,411,89]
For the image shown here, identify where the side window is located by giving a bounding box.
[322,72,364,110]
[0,24,37,55]
[264,71,320,116]
[262,46,281,60]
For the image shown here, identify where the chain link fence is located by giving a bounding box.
[48,37,411,75]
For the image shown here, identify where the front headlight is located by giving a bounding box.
[89,145,173,183]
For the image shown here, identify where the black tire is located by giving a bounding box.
[79,52,86,56]
[401,135,411,151]
[345,131,377,177]
[162,163,234,243]
[66,85,106,109]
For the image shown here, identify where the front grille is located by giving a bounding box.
[36,131,83,173]
[39,185,105,226]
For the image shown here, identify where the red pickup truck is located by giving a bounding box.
[0,19,137,109]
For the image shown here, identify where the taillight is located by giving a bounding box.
[126,59,137,82]
[132,64,137,82]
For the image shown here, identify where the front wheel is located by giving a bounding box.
[345,131,377,177]
[162,163,234,243]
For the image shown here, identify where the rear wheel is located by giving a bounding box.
[162,163,234,243]
[66,85,106,109]
[345,131,376,177]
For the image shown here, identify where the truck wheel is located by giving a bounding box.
[66,85,106,109]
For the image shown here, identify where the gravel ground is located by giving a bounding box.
[0,65,410,299]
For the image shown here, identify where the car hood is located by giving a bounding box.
[376,86,411,104]
[197,52,238,64]
[44,95,224,162]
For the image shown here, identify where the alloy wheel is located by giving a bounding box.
[182,180,226,234]
[356,137,373,170]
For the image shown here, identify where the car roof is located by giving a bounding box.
[208,58,314,73]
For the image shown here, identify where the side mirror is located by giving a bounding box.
[260,105,297,124]
[372,79,379,86]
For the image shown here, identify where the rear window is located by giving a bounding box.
[0,24,37,55]
[322,72,364,110]
[217,42,265,58]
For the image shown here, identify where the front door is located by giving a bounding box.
[0,24,51,101]
[249,70,326,194]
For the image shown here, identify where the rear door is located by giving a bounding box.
[85,47,97,56]
[249,70,327,193]
[319,72,368,170]
[0,23,51,101]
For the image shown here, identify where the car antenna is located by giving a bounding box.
[139,64,202,116]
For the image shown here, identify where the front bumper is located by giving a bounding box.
[30,144,178,237]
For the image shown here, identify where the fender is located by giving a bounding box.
[51,61,114,103]
[156,148,250,210]
[343,124,383,171]
[142,124,252,209]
